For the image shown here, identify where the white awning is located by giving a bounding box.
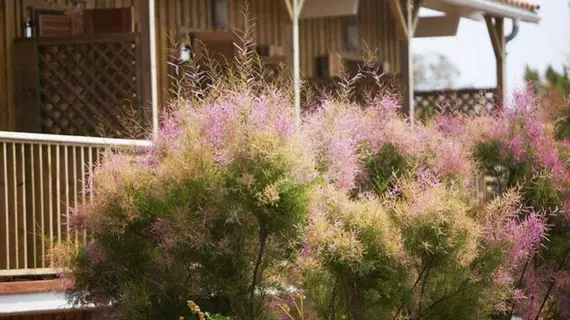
[297,0,538,23]
[423,0,540,23]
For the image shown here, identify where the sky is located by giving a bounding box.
[414,0,570,94]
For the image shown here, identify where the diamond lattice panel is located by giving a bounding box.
[414,88,498,120]
[37,36,143,138]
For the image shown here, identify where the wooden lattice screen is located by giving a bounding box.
[15,34,149,138]
[414,88,498,119]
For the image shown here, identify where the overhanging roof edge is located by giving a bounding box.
[437,0,540,23]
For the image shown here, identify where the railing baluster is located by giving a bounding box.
[21,143,27,269]
[88,147,93,205]
[81,146,87,244]
[12,142,18,269]
[65,145,70,243]
[39,145,45,268]
[3,142,9,269]
[73,146,78,248]
[31,144,36,268]
[56,145,61,244]
[48,145,53,259]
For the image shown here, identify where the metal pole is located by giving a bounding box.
[149,0,159,140]
[292,0,301,127]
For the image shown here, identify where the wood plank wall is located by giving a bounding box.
[0,0,400,131]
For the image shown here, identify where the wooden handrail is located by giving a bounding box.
[0,131,153,148]
[14,33,138,45]
[415,87,497,96]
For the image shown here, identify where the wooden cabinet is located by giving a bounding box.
[32,7,134,38]
[83,7,134,35]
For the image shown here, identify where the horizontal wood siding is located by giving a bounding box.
[155,0,400,99]
[0,0,15,131]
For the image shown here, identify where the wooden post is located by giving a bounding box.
[4,0,15,131]
[14,40,41,133]
[485,16,506,108]
[139,0,159,139]
[391,0,421,123]
[288,0,306,128]
[400,39,413,119]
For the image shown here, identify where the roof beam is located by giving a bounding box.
[389,0,409,39]
[485,15,506,107]
[389,0,424,39]
[485,15,504,58]
[411,0,423,33]
[283,0,294,20]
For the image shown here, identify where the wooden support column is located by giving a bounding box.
[139,0,159,139]
[485,16,506,108]
[390,0,422,122]
[284,0,306,127]
[138,0,152,128]
[399,37,413,119]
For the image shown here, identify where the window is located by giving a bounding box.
[213,0,230,29]
[346,20,359,52]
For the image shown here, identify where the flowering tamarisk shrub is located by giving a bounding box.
[433,90,570,319]
[298,94,544,320]
[64,79,318,319]
[59,52,567,320]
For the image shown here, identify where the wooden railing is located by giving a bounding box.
[0,131,151,276]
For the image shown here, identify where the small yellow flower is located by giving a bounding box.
[187,300,201,313]
[257,184,280,206]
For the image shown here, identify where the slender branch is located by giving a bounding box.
[249,221,268,320]
[534,250,570,320]
[349,281,362,320]
[417,261,432,319]
[393,263,428,319]
[534,281,556,320]
[412,264,428,292]
[330,278,338,320]
[418,278,470,320]
[507,255,531,320]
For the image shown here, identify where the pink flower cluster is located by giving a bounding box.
[304,97,476,190]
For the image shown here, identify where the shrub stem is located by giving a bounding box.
[249,221,268,320]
